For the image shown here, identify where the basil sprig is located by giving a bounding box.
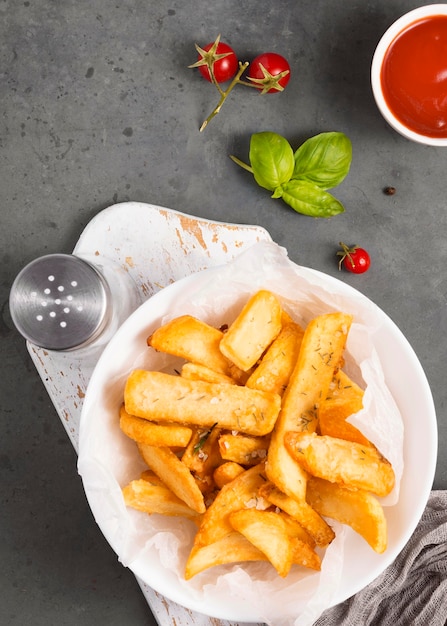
[230,131,352,218]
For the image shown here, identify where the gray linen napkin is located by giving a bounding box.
[314,491,447,626]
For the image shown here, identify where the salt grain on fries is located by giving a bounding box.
[120,289,395,579]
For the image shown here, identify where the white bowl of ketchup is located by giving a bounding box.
[371,4,447,146]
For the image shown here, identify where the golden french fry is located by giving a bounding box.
[326,369,365,402]
[119,406,193,447]
[193,463,267,547]
[125,370,281,437]
[290,537,321,571]
[219,290,283,371]
[246,321,304,395]
[307,476,388,553]
[285,431,395,497]
[319,370,370,445]
[122,478,200,520]
[182,425,222,473]
[213,462,245,489]
[229,509,293,578]
[218,433,269,465]
[181,426,222,495]
[258,481,335,547]
[277,511,316,547]
[181,362,236,385]
[266,312,353,502]
[147,314,234,376]
[137,443,206,514]
[185,532,268,579]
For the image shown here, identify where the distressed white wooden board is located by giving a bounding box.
[27,201,271,626]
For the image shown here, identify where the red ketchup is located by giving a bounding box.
[381,15,447,138]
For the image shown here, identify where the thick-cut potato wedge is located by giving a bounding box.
[246,321,304,395]
[213,462,245,489]
[229,509,293,577]
[290,537,321,571]
[181,362,236,385]
[119,406,193,447]
[219,290,283,371]
[278,511,316,547]
[266,312,353,501]
[122,478,200,520]
[307,476,388,553]
[193,463,267,547]
[138,443,206,514]
[319,370,369,446]
[326,369,365,402]
[218,433,269,466]
[125,370,281,437]
[285,431,395,497]
[258,481,335,547]
[182,426,222,495]
[147,314,234,376]
[185,531,268,579]
[182,425,222,474]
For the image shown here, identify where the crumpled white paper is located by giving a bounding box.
[78,241,404,626]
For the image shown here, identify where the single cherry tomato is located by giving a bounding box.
[196,40,239,83]
[247,52,291,93]
[337,242,371,274]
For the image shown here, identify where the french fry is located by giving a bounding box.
[185,532,268,579]
[119,406,193,447]
[125,370,281,437]
[137,443,206,514]
[218,433,269,465]
[193,463,267,547]
[290,537,321,571]
[285,431,395,497]
[229,509,293,578]
[147,314,234,376]
[258,481,335,547]
[219,290,283,371]
[213,462,245,489]
[266,312,353,502]
[278,512,316,548]
[307,476,388,553]
[181,362,236,385]
[246,321,304,395]
[182,425,222,474]
[181,425,222,495]
[326,369,364,402]
[319,370,369,446]
[122,478,201,520]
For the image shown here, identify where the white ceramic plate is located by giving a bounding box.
[78,242,437,623]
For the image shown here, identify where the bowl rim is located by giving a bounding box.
[371,4,447,146]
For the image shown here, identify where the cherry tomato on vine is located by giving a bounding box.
[195,40,239,83]
[337,242,371,274]
[247,52,291,93]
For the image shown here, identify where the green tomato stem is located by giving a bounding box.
[200,61,249,132]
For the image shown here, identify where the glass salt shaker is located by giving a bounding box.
[9,253,141,360]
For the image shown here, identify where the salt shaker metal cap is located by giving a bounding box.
[10,254,113,351]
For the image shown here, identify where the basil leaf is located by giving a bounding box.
[292,132,352,190]
[274,179,345,217]
[249,132,295,191]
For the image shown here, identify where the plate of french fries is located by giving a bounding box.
[78,241,436,625]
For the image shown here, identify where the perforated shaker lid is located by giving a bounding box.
[9,254,111,350]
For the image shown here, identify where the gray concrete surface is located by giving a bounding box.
[1,1,445,624]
